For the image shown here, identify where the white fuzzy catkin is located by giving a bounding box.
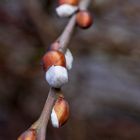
[46,66,68,88]
[65,49,73,70]
[51,109,59,128]
[56,4,78,17]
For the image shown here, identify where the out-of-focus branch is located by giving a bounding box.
[22,0,56,47]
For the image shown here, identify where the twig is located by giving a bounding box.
[18,0,91,140]
[58,15,76,53]
[37,1,91,139]
[37,88,57,140]
[30,88,63,140]
[34,0,91,140]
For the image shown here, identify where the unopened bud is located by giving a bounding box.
[18,129,36,140]
[42,50,66,71]
[46,65,68,88]
[51,97,69,128]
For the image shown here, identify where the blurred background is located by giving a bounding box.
[0,0,140,139]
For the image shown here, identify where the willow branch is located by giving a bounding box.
[36,0,91,140]
[58,15,76,52]
[37,88,57,140]
[18,0,91,140]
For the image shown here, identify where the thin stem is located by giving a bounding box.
[39,88,56,126]
[38,88,64,140]
[18,0,91,140]
[31,88,57,140]
[57,0,91,53]
[58,15,76,53]
[35,0,91,139]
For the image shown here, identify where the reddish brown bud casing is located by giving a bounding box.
[18,129,36,140]
[58,0,79,5]
[42,50,66,71]
[76,10,93,29]
[51,96,69,128]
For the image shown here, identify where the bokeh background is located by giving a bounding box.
[0,0,140,139]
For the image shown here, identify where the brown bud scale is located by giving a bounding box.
[18,129,36,140]
[58,0,79,5]
[76,10,93,29]
[54,97,69,126]
[42,50,66,71]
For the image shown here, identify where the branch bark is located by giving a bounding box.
[18,0,91,140]
[37,88,57,140]
[33,1,91,140]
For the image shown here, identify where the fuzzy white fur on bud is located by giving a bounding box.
[56,4,78,17]
[46,66,68,88]
[51,109,59,128]
[65,49,73,70]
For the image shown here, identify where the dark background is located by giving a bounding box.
[0,0,140,139]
